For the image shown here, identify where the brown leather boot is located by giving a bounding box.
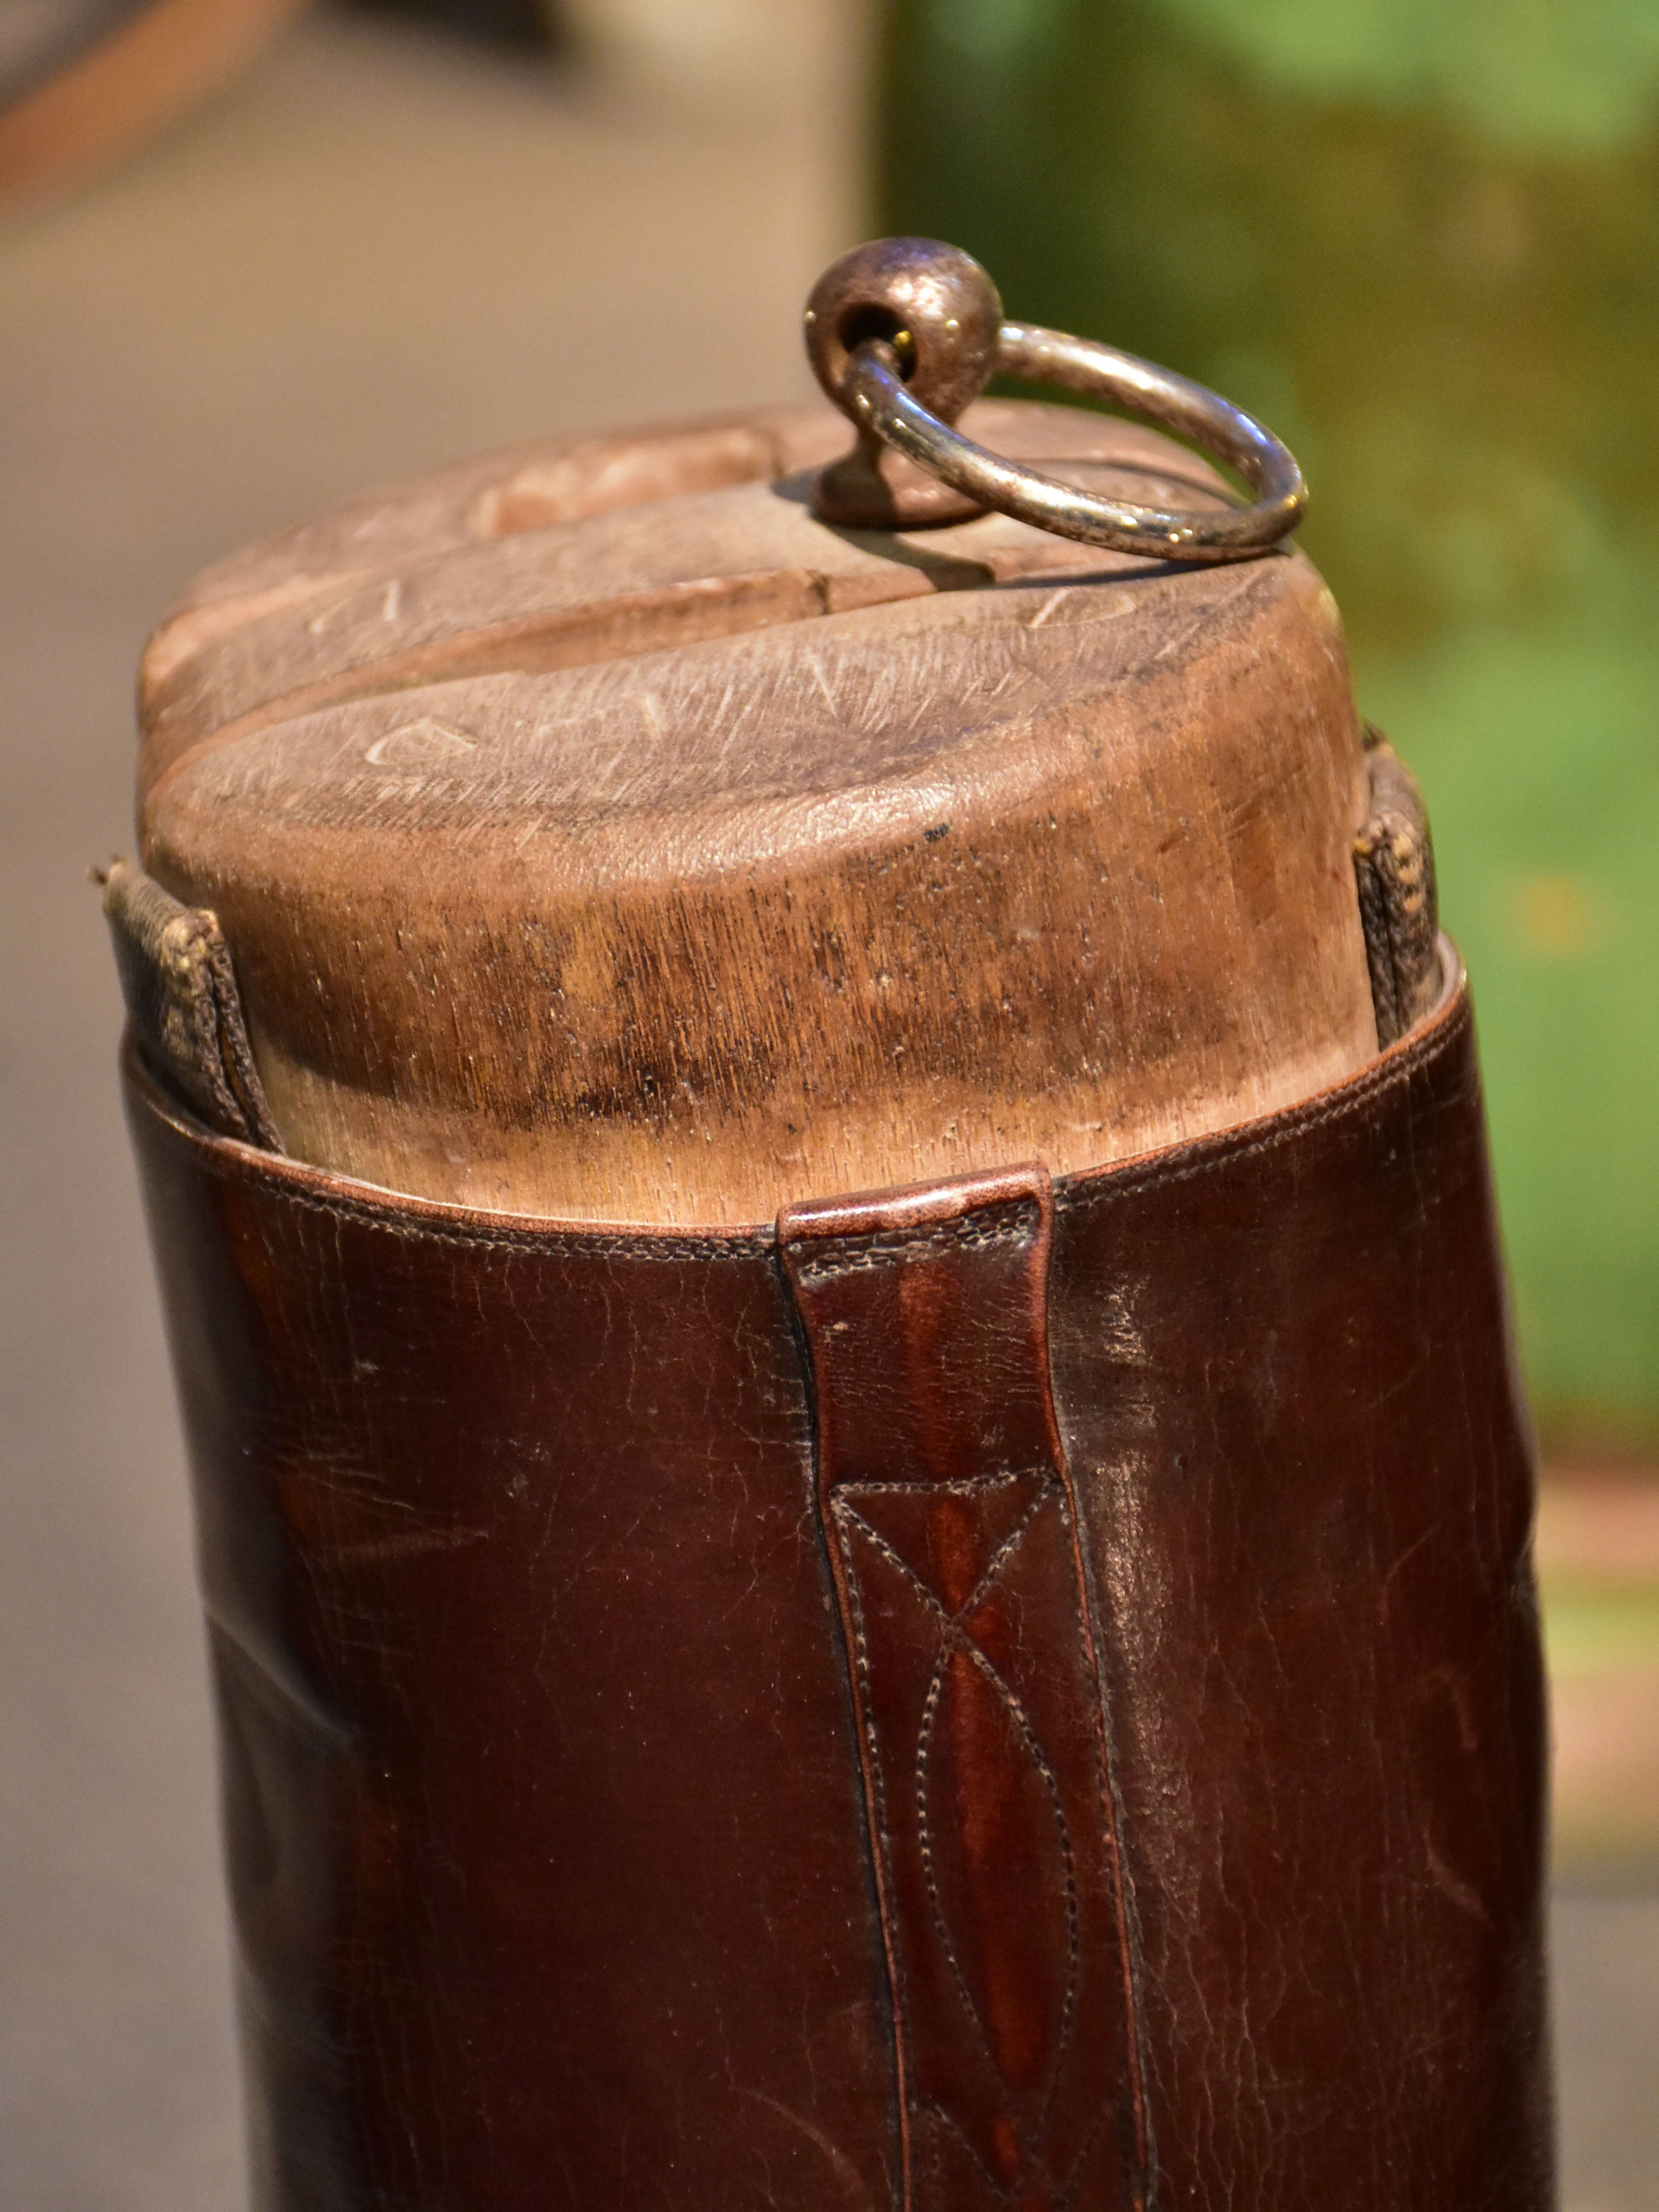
[108,244,1553,2212]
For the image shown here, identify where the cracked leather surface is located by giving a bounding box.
[1049,977,1551,2212]
[122,960,1551,2212]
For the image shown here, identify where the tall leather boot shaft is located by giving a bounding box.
[122,958,1552,2212]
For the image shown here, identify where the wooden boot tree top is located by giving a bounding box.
[137,370,1377,1224]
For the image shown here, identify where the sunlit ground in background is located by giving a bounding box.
[0,8,1653,2208]
[1540,1472,1659,1878]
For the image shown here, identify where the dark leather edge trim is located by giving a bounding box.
[119,1036,774,1263]
[778,1160,1048,1262]
[122,936,1468,1254]
[1057,935,1465,1218]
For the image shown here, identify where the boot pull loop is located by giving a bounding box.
[99,858,283,1151]
[776,1164,1150,2210]
[805,234,1306,559]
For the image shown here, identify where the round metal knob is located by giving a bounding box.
[804,237,1002,429]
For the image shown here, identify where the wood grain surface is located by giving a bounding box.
[137,398,1378,1223]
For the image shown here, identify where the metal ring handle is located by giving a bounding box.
[804,238,1306,561]
[845,324,1305,561]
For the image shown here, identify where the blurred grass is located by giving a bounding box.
[1545,1587,1659,1679]
[883,0,1659,1439]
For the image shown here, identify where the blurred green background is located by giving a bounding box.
[883,0,1659,1444]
